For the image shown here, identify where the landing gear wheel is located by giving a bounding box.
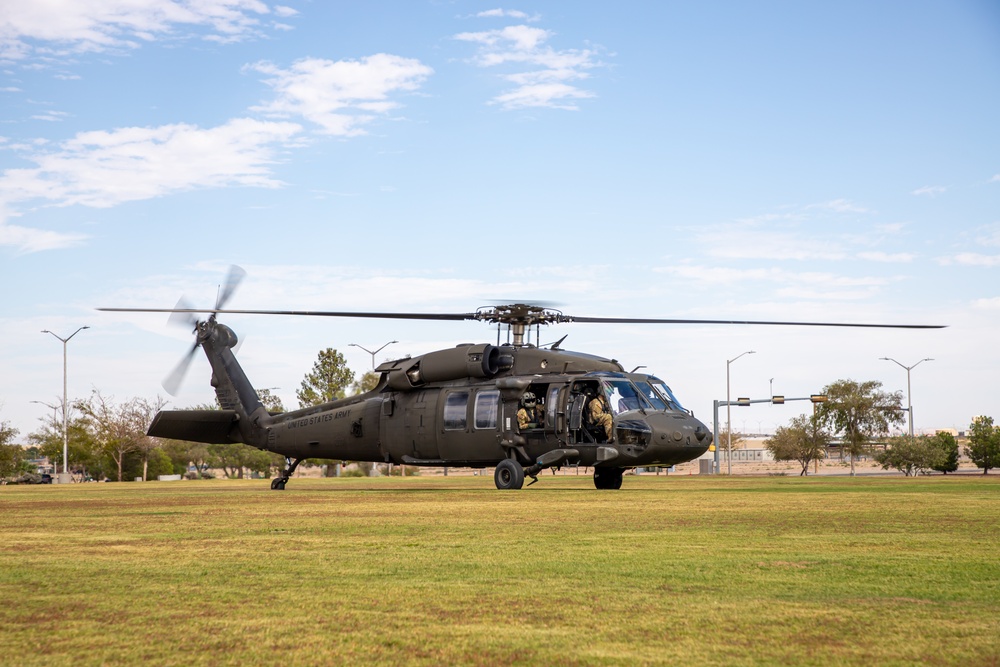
[494,459,525,490]
[270,457,301,491]
[594,467,624,490]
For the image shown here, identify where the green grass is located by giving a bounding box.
[2,475,999,666]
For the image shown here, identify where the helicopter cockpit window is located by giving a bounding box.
[633,380,669,411]
[443,391,469,431]
[474,390,499,430]
[649,377,685,412]
[602,379,653,415]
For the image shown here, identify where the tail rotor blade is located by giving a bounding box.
[215,265,246,311]
[163,341,199,396]
[167,296,199,330]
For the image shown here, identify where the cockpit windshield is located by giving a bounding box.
[649,376,685,412]
[633,380,669,411]
[602,379,654,415]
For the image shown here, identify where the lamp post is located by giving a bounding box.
[349,340,398,370]
[41,326,89,483]
[726,350,755,475]
[880,357,933,437]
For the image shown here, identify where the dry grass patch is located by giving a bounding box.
[2,475,999,665]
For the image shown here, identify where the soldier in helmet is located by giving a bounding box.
[587,386,614,442]
[517,391,545,430]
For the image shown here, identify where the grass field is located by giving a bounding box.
[2,474,999,666]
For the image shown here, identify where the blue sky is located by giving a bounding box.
[2,1,998,441]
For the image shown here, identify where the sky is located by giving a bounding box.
[2,1,998,443]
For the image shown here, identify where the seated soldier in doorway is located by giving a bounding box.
[517,391,545,430]
[587,386,614,442]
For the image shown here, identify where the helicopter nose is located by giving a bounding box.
[644,413,711,463]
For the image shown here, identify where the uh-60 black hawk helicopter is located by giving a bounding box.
[100,266,943,491]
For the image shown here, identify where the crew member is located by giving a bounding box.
[587,388,614,442]
[517,391,544,430]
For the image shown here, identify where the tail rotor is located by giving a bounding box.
[161,265,246,395]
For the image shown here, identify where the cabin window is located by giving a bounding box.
[443,391,470,431]
[474,390,499,429]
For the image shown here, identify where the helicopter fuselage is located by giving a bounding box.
[148,333,713,488]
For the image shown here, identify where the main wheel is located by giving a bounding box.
[594,467,624,490]
[494,459,525,490]
[270,478,286,490]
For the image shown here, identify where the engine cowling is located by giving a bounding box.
[384,344,512,391]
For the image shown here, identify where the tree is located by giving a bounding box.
[0,418,26,480]
[716,425,745,463]
[815,379,905,476]
[296,348,355,408]
[349,370,380,396]
[965,416,1000,475]
[874,435,945,477]
[27,404,102,477]
[765,413,830,476]
[80,391,163,482]
[257,388,285,413]
[1,418,19,447]
[929,432,959,474]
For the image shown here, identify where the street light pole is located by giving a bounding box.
[41,326,89,482]
[349,340,398,370]
[726,350,755,475]
[880,357,933,437]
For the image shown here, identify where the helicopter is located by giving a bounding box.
[99,266,944,491]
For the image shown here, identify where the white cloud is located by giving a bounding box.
[0,202,87,252]
[454,22,602,110]
[0,0,277,60]
[247,54,433,136]
[912,185,946,196]
[695,226,848,261]
[476,9,531,20]
[807,198,869,214]
[973,296,1000,309]
[30,110,70,122]
[857,251,915,263]
[0,220,87,253]
[655,264,891,291]
[937,253,1000,267]
[976,223,1000,247]
[0,118,301,208]
[493,82,595,110]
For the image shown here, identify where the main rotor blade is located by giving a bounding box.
[98,307,476,320]
[564,316,946,329]
[96,306,945,329]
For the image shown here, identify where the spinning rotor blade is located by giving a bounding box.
[215,265,246,312]
[98,306,945,330]
[562,315,945,329]
[167,296,199,330]
[163,340,199,396]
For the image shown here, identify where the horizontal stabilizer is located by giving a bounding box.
[147,410,240,444]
